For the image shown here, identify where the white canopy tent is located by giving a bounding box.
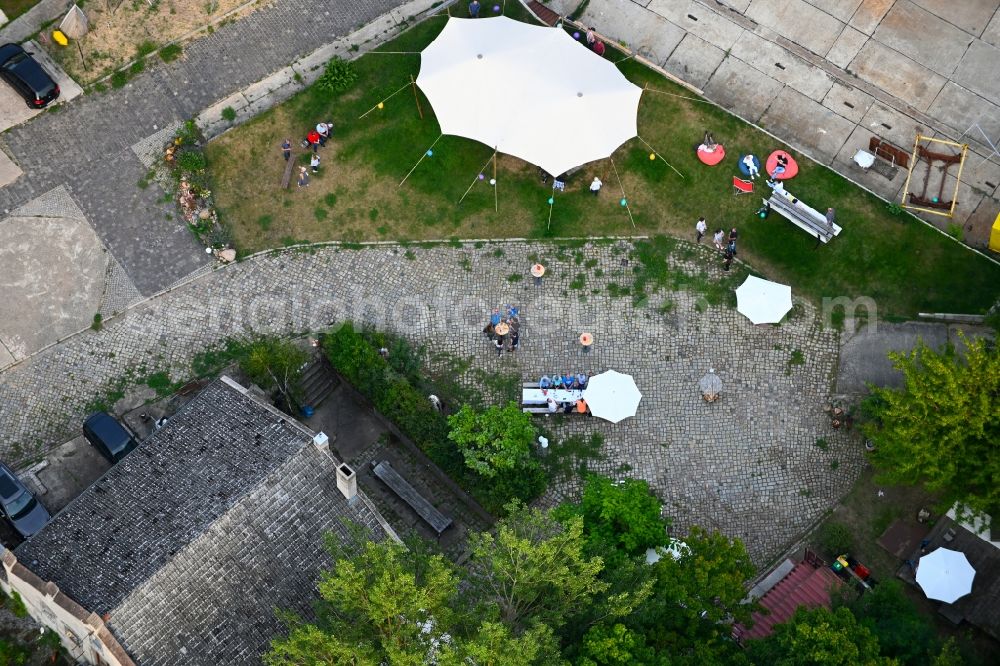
[416,16,643,176]
[735,275,793,325]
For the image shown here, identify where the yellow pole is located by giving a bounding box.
[948,144,969,218]
[899,134,922,208]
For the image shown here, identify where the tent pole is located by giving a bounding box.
[547,190,555,230]
[458,150,498,204]
[410,74,424,120]
[399,134,443,187]
[610,157,636,229]
[493,150,498,213]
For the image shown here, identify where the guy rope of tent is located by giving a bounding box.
[399,134,443,187]
[609,157,636,229]
[358,81,414,119]
[458,148,499,206]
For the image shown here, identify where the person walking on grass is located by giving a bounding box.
[469,0,480,17]
[590,176,603,196]
[728,227,738,255]
[297,166,310,188]
[695,217,707,243]
[723,246,734,271]
[310,153,321,174]
[307,129,321,153]
[281,139,291,161]
[586,27,596,49]
[713,228,725,251]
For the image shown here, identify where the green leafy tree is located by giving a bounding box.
[862,335,1000,514]
[631,526,755,662]
[843,580,939,664]
[577,623,661,666]
[557,475,668,562]
[241,337,309,407]
[469,500,608,631]
[267,538,459,665]
[745,606,892,666]
[447,402,536,478]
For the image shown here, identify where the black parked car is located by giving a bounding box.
[83,412,139,463]
[0,462,50,539]
[0,42,59,109]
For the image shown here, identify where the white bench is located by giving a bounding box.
[764,187,842,243]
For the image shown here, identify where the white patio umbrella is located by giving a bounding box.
[583,370,642,423]
[916,548,976,603]
[735,275,793,324]
[416,17,643,176]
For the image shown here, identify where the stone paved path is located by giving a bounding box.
[0,240,863,566]
[0,0,404,295]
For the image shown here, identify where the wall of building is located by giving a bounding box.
[0,549,134,666]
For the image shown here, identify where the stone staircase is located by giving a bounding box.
[299,354,338,410]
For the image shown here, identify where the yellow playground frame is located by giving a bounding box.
[899,134,969,218]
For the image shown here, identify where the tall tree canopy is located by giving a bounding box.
[447,402,537,478]
[744,606,891,666]
[863,335,1000,514]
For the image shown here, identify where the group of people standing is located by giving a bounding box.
[696,217,739,271]
[285,121,333,188]
[483,305,521,356]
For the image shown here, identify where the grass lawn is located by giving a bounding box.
[206,5,1000,319]
[0,0,40,21]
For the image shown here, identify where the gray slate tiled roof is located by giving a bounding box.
[15,378,393,664]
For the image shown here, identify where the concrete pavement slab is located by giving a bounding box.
[849,0,895,34]
[0,345,12,368]
[579,0,687,61]
[873,1,973,77]
[647,0,745,50]
[0,214,105,360]
[964,197,1000,249]
[858,101,927,154]
[983,8,1000,46]
[702,55,785,122]
[662,32,728,91]
[952,39,1000,103]
[836,321,950,394]
[729,29,835,101]
[957,147,1000,199]
[825,25,869,68]
[910,0,999,36]
[805,0,862,22]
[833,125,908,200]
[759,87,856,163]
[822,80,876,123]
[744,0,846,56]
[925,81,1000,149]
[848,41,947,111]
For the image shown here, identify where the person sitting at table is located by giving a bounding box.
[546,397,558,413]
[562,401,575,414]
[553,375,566,389]
[563,373,575,389]
[576,373,588,388]
[576,399,589,414]
[540,375,552,389]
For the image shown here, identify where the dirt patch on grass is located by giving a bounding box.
[43,0,264,85]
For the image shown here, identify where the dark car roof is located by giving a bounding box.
[85,412,133,451]
[0,43,56,94]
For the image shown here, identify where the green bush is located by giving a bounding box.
[159,43,183,62]
[176,150,208,173]
[110,70,130,88]
[817,521,854,557]
[317,57,358,95]
[135,40,158,59]
[221,106,237,122]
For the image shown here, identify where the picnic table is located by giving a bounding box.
[522,388,584,405]
[764,185,842,243]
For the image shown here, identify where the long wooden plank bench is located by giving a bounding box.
[372,460,452,536]
[764,188,842,243]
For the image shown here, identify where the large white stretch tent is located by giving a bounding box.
[416,16,643,177]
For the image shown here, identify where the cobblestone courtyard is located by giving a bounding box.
[0,240,864,566]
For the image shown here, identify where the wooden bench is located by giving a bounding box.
[765,189,842,244]
[372,460,452,536]
[281,154,298,189]
[522,382,541,389]
[522,407,552,414]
